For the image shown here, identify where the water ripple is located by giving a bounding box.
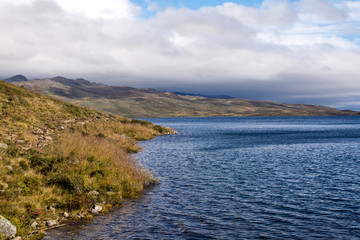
[46,117,360,239]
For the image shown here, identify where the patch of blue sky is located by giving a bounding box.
[132,0,269,17]
[132,0,263,11]
[342,34,360,44]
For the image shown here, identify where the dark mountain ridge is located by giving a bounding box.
[6,75,360,118]
[4,74,28,82]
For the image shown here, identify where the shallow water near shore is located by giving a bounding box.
[45,116,360,239]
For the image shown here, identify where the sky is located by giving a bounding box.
[0,0,360,110]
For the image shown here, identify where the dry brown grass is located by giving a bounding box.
[0,80,172,239]
[46,131,153,197]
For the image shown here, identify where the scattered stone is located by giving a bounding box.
[46,220,57,227]
[0,215,17,239]
[4,165,13,171]
[0,143,8,149]
[88,190,99,196]
[64,119,75,124]
[59,126,65,130]
[37,142,48,149]
[32,129,44,135]
[63,212,69,218]
[30,221,38,228]
[0,183,8,190]
[76,213,84,219]
[49,206,56,212]
[71,158,80,165]
[91,205,103,215]
[12,236,21,240]
[45,136,52,141]
[21,143,32,151]
[15,140,25,144]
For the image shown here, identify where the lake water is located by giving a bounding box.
[46,116,360,239]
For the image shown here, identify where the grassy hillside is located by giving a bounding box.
[0,80,173,239]
[13,77,360,117]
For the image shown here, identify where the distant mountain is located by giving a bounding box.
[4,74,28,82]
[172,92,234,99]
[10,76,360,118]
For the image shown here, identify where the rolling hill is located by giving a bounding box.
[7,76,360,118]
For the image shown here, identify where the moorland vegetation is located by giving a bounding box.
[0,80,173,239]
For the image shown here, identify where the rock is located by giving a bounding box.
[49,206,55,212]
[12,237,21,240]
[30,221,38,228]
[21,143,32,151]
[32,129,44,135]
[0,143,8,149]
[46,220,57,227]
[45,136,52,141]
[91,205,103,215]
[71,158,80,165]
[88,190,99,196]
[0,215,17,239]
[0,183,8,190]
[63,212,69,218]
[4,165,13,171]
[37,142,48,149]
[64,119,75,124]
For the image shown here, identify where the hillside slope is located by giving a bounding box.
[0,80,173,239]
[12,76,359,117]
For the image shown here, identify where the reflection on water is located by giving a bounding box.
[45,117,360,239]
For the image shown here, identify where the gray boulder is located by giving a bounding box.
[91,205,103,214]
[0,215,16,239]
[46,220,57,227]
[30,221,38,228]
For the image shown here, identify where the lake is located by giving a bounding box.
[45,116,360,239]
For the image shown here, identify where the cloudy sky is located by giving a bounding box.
[0,0,359,109]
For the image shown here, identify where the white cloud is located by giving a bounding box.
[298,0,347,22]
[56,0,141,19]
[0,0,360,108]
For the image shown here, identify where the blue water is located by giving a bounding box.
[46,116,360,239]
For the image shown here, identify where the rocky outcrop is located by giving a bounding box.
[46,220,57,227]
[0,215,16,239]
[91,205,103,215]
